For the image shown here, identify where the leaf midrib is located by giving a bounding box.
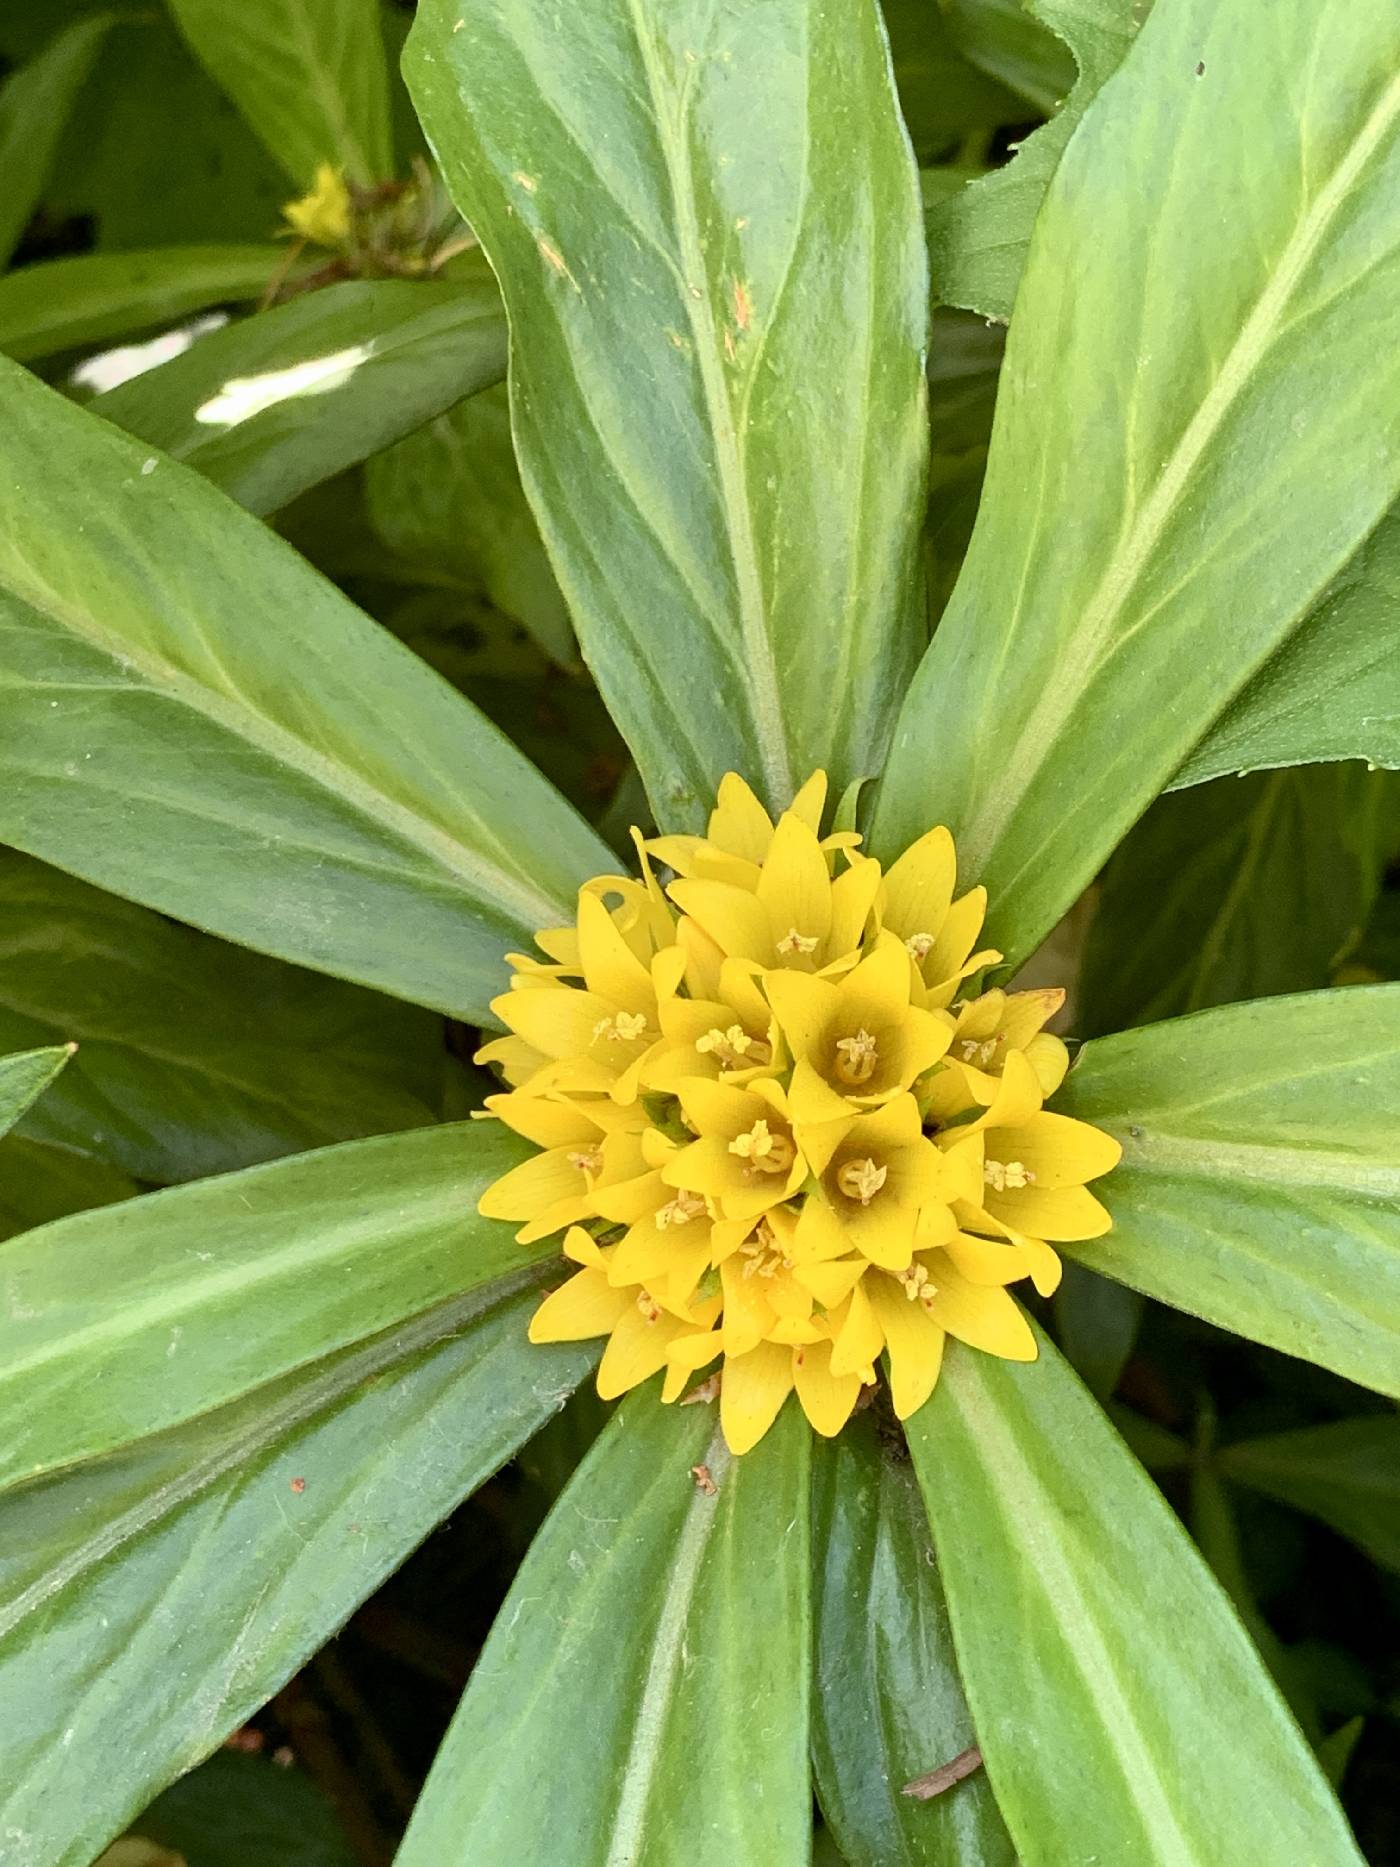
[964,66,1400,871]
[1115,1130,1400,1198]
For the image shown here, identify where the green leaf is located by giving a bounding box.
[0,1043,72,1139]
[166,0,392,185]
[0,1285,594,1867]
[905,1330,1362,1866]
[95,269,507,516]
[0,852,455,1183]
[397,1390,812,1866]
[364,384,574,667]
[1174,506,1400,788]
[0,248,286,362]
[811,1415,1014,1867]
[1057,987,1400,1400]
[881,0,1026,161]
[874,0,1400,969]
[1079,765,1392,1036]
[0,13,115,267]
[0,1121,546,1489]
[0,359,611,1020]
[0,1134,138,1240]
[1051,1259,1143,1401]
[126,1751,355,1867]
[925,0,1141,320]
[406,0,930,827]
[1220,1416,1400,1577]
[939,0,1077,114]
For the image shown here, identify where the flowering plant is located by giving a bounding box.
[0,0,1395,1862]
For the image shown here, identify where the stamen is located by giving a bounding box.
[905,932,935,963]
[592,1009,650,1044]
[899,1263,935,1303]
[636,1289,663,1323]
[833,1027,879,1087]
[654,1190,707,1230]
[984,1158,1035,1192]
[729,1119,796,1175]
[566,1148,603,1176]
[837,1157,888,1205]
[739,1219,793,1279]
[776,927,819,956]
[695,1023,772,1069]
[959,1035,1003,1067]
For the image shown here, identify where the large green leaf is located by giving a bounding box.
[925,0,1141,320]
[0,248,286,362]
[874,0,1400,969]
[125,1751,354,1867]
[1174,506,1400,788]
[0,13,115,267]
[881,0,1025,162]
[1079,765,1391,1035]
[0,1043,71,1139]
[364,384,575,667]
[406,0,929,827]
[95,270,507,516]
[0,1284,594,1867]
[397,1389,811,1865]
[0,1121,544,1489]
[1058,988,1400,1399]
[905,1331,1362,1866]
[0,852,455,1183]
[165,0,392,185]
[0,359,611,1020]
[0,1134,138,1241]
[939,0,1077,115]
[811,1416,1014,1866]
[1220,1415,1400,1577]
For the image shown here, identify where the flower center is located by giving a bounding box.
[729,1118,796,1175]
[592,1009,651,1045]
[899,1263,936,1306]
[905,931,935,962]
[984,1158,1035,1192]
[959,1035,1002,1068]
[654,1190,707,1230]
[833,1027,879,1086]
[739,1219,793,1280]
[636,1289,663,1323]
[695,1023,772,1068]
[776,926,819,957]
[566,1148,603,1176]
[837,1156,887,1205]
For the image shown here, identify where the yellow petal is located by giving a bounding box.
[763,967,838,1065]
[943,1231,1029,1286]
[925,1263,1036,1361]
[793,1339,862,1438]
[788,1056,860,1126]
[710,772,776,862]
[484,1092,599,1148]
[794,1255,869,1307]
[477,1147,583,1223]
[866,1275,946,1418]
[829,1278,885,1377]
[788,770,829,835]
[829,856,883,957]
[1026,1032,1070,1098]
[720,1341,795,1454]
[528,1267,630,1343]
[661,1329,723,1400]
[987,1112,1122,1188]
[720,1255,774,1356]
[577,890,654,1011]
[668,879,772,964]
[597,1304,688,1400]
[757,816,832,960]
[984,1183,1113,1241]
[880,826,955,941]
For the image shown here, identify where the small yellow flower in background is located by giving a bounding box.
[282,162,352,247]
[476,772,1122,1455]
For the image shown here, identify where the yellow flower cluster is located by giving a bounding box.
[477,773,1121,1454]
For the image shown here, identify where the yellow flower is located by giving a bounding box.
[475,771,1122,1454]
[282,162,352,246]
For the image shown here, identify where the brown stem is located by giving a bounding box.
[902,1744,984,1801]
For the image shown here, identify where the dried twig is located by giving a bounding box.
[902,1744,983,1801]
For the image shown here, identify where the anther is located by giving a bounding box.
[984,1158,1035,1192]
[729,1119,796,1175]
[567,1148,603,1176]
[654,1191,707,1230]
[776,927,819,956]
[592,1009,650,1044]
[696,1023,772,1068]
[833,1028,879,1086]
[837,1157,887,1205]
[905,932,935,963]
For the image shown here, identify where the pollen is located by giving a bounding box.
[739,1219,792,1280]
[654,1190,707,1230]
[636,1289,663,1323]
[833,1027,879,1086]
[905,931,935,962]
[984,1158,1035,1192]
[776,926,819,956]
[837,1156,888,1205]
[960,1035,1003,1067]
[696,1024,771,1068]
[566,1148,603,1176]
[729,1119,795,1174]
[899,1263,936,1304]
[592,1010,649,1044]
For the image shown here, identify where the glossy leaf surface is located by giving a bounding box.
[407,0,929,826]
[0,1044,71,1141]
[0,1122,542,1487]
[1059,988,1400,1399]
[397,1391,812,1865]
[96,270,507,515]
[0,359,611,1020]
[875,0,1400,970]
[811,1416,1013,1866]
[906,1331,1362,1866]
[0,1287,592,1867]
